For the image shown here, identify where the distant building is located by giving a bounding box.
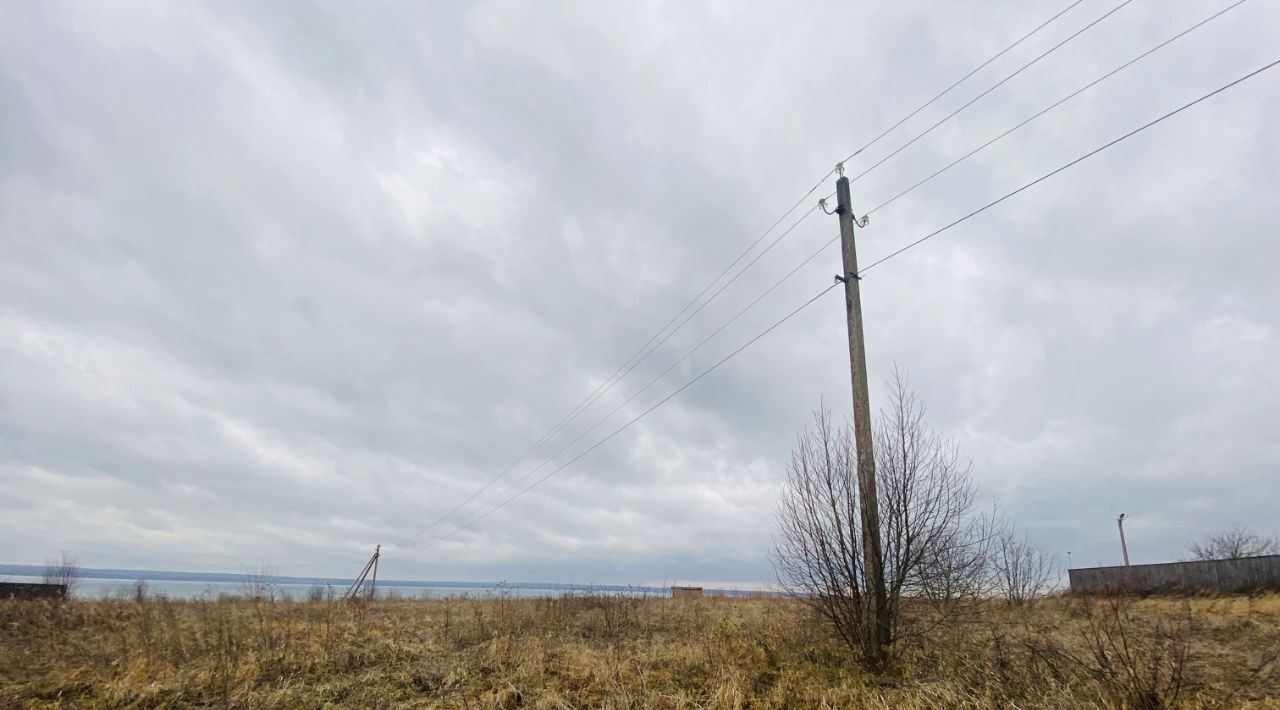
[0,582,67,600]
[671,586,703,598]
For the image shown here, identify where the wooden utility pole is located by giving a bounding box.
[834,168,889,665]
[368,544,381,600]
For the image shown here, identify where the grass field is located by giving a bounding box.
[2,591,1278,708]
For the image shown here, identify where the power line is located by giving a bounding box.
[389,217,840,561]
[480,0,1106,498]
[389,0,1125,557]
[858,56,1280,277]
[840,0,1086,163]
[397,199,826,545]
[225,2,1092,566]
[380,0,1229,563]
[407,223,845,549]
[849,0,1137,184]
[864,0,1250,217]
[235,52,1280,572]
[389,0,1099,546]
[400,281,842,556]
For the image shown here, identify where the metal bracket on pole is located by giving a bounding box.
[822,197,870,227]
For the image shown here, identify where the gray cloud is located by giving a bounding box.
[2,0,1278,585]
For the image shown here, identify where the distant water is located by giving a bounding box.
[2,575,654,601]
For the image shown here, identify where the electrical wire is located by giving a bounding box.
[396,194,828,545]
[395,0,1101,547]
[187,2,1262,574]
[864,0,1249,218]
[405,221,845,550]
[849,0,1137,184]
[193,50,1279,573]
[389,205,825,557]
[396,281,844,557]
[176,0,1084,566]
[363,0,1107,549]
[396,3,1255,560]
[858,56,1280,277]
[840,0,1086,163]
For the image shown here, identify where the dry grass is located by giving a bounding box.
[2,591,1278,708]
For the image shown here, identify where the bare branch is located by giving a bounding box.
[42,552,79,598]
[1187,525,1280,561]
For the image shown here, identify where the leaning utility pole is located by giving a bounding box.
[833,165,889,665]
[343,545,382,600]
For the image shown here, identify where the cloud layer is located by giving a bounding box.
[3,0,1278,584]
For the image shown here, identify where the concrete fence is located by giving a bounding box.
[1069,555,1280,594]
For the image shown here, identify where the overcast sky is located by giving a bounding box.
[2,0,1278,586]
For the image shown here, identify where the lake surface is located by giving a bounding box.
[1,575,663,601]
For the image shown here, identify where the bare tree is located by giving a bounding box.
[875,370,984,618]
[42,552,79,598]
[773,405,869,659]
[993,527,1056,606]
[913,506,1001,608]
[241,564,278,601]
[774,369,986,667]
[1187,524,1279,561]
